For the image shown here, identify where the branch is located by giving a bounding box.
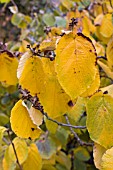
[64,114,93,146]
[44,112,86,129]
[7,130,23,170]
[19,86,86,130]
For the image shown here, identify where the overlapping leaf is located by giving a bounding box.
[0,51,18,85]
[10,100,41,139]
[22,143,42,170]
[87,92,113,148]
[55,32,97,99]
[18,53,45,95]
[101,147,113,170]
[40,58,72,118]
[93,143,106,169]
[8,137,28,164]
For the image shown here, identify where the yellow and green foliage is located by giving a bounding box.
[1,0,113,170]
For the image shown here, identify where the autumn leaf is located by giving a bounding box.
[87,91,113,148]
[22,143,42,170]
[55,32,97,99]
[101,147,113,170]
[0,51,18,85]
[10,100,41,139]
[18,54,45,95]
[8,137,28,164]
[93,143,106,169]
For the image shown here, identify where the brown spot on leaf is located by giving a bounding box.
[31,128,35,131]
[103,91,108,94]
[67,100,74,107]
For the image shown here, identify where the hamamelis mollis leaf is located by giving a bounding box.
[87,91,113,148]
[10,100,41,139]
[97,59,113,80]
[0,51,18,85]
[55,32,97,99]
[40,58,72,118]
[106,35,113,71]
[93,143,106,169]
[101,147,113,170]
[18,53,45,95]
[81,68,100,97]
[8,137,28,164]
[28,106,43,127]
[22,143,42,170]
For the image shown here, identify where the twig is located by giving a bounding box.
[7,130,23,170]
[19,86,86,130]
[96,56,107,60]
[64,114,93,146]
[70,150,74,170]
[44,112,86,129]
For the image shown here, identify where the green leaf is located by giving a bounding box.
[0,126,7,143]
[11,13,24,27]
[55,151,71,170]
[74,146,90,161]
[74,159,86,170]
[86,91,113,148]
[0,113,9,126]
[36,136,57,159]
[42,13,55,26]
[55,17,67,27]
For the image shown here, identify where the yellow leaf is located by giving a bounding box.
[19,55,45,95]
[10,100,41,139]
[23,143,42,170]
[39,38,56,52]
[19,40,29,53]
[8,137,28,164]
[97,59,113,79]
[87,92,113,148]
[55,32,97,99]
[17,51,31,79]
[0,51,18,85]
[67,97,86,123]
[92,40,105,56]
[81,68,100,97]
[106,35,113,70]
[101,147,113,170]
[94,13,104,26]
[2,147,16,170]
[40,58,72,118]
[28,106,43,126]
[45,119,58,134]
[101,84,113,97]
[93,143,106,169]
[60,0,73,10]
[100,14,113,38]
[95,26,110,44]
